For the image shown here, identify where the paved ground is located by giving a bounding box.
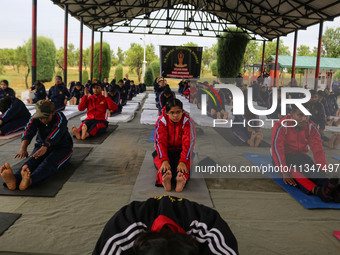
[0,93,339,255]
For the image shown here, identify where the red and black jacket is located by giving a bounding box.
[79,94,118,121]
[154,112,195,165]
[271,115,327,171]
[93,196,238,255]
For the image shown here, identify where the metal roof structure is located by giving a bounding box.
[268,55,340,69]
[51,0,340,40]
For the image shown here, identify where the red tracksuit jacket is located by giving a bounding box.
[271,115,327,170]
[155,112,195,165]
[78,94,118,121]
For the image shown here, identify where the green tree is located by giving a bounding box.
[26,36,56,82]
[83,48,90,70]
[146,44,158,64]
[182,42,199,47]
[115,65,123,81]
[56,47,64,70]
[56,69,62,78]
[321,27,340,58]
[15,44,31,88]
[297,45,312,56]
[111,50,119,66]
[125,43,144,82]
[150,61,160,77]
[243,40,259,72]
[211,60,218,77]
[144,65,155,87]
[217,28,250,79]
[89,42,111,81]
[82,70,89,84]
[117,47,125,65]
[258,39,290,60]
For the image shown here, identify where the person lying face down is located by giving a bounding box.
[0,100,73,191]
[0,96,31,136]
[153,99,196,193]
[72,83,118,140]
[271,104,340,202]
[92,196,239,255]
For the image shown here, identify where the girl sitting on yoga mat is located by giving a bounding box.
[92,196,239,255]
[0,100,73,191]
[153,99,195,192]
[271,104,340,203]
[72,83,118,140]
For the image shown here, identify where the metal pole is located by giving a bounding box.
[315,21,323,91]
[63,4,68,86]
[79,17,83,83]
[142,34,147,83]
[90,26,94,81]
[261,40,266,75]
[32,0,37,85]
[274,37,280,87]
[99,32,103,82]
[291,30,298,82]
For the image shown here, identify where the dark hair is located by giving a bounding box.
[55,76,62,81]
[118,79,124,84]
[317,90,325,97]
[133,231,199,255]
[324,87,330,91]
[0,96,12,113]
[1,80,9,86]
[166,98,183,112]
[131,80,134,83]
[309,89,317,96]
[34,80,42,87]
[164,87,172,95]
[76,82,82,87]
[291,102,310,112]
[92,83,102,89]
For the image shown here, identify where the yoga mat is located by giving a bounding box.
[214,127,270,147]
[0,131,23,140]
[332,156,340,161]
[0,212,21,236]
[142,103,158,110]
[148,127,155,142]
[334,231,340,240]
[0,147,92,197]
[81,112,135,124]
[140,110,159,125]
[244,153,340,209]
[73,125,118,144]
[130,151,213,207]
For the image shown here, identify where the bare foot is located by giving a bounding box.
[71,125,81,140]
[0,163,17,190]
[19,165,32,191]
[254,132,263,147]
[175,172,187,192]
[335,119,340,127]
[81,124,89,140]
[162,170,172,192]
[326,119,334,126]
[247,131,256,147]
[223,112,229,120]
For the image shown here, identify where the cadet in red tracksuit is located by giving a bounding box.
[153,99,195,192]
[271,105,340,202]
[93,196,239,255]
[71,83,118,140]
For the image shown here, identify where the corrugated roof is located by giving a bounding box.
[50,0,340,40]
[268,55,340,69]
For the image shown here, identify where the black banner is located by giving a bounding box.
[160,46,203,79]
